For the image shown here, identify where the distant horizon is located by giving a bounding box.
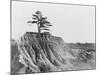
[12,1,95,43]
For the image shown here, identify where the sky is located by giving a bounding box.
[12,1,95,43]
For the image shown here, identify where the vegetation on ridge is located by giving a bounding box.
[27,11,52,34]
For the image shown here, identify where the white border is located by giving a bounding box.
[0,0,99,75]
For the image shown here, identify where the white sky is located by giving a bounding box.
[12,1,95,43]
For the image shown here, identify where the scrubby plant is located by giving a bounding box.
[28,11,52,34]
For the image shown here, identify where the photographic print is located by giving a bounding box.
[11,0,96,75]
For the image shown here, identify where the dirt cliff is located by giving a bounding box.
[11,32,95,74]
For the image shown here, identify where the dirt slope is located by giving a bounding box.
[11,32,96,75]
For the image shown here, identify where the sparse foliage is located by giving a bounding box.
[28,11,52,34]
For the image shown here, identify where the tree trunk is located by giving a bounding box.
[38,27,41,34]
[37,24,41,34]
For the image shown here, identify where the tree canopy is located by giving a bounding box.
[28,11,52,34]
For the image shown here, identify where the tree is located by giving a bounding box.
[27,11,52,34]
